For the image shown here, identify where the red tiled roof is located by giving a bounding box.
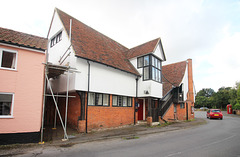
[56,8,140,76]
[126,38,160,59]
[0,27,47,51]
[162,60,187,96]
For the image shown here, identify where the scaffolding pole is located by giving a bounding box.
[46,74,69,140]
[64,70,70,140]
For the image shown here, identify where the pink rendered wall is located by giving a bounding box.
[0,45,45,133]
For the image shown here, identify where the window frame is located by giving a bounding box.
[112,95,132,107]
[0,92,14,118]
[0,48,18,70]
[139,54,162,83]
[87,92,110,107]
[50,31,62,48]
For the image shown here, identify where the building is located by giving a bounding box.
[45,8,195,136]
[0,27,47,144]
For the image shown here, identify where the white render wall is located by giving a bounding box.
[47,11,73,66]
[153,44,165,61]
[181,63,189,101]
[75,58,137,97]
[130,55,163,98]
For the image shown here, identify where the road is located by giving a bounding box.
[20,111,240,157]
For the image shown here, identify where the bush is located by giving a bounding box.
[233,103,240,110]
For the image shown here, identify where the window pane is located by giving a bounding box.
[0,94,13,115]
[137,57,143,68]
[144,67,149,80]
[157,69,159,82]
[159,70,161,82]
[96,93,102,105]
[112,96,118,106]
[103,94,109,106]
[88,93,95,106]
[144,56,149,66]
[122,97,127,107]
[152,67,156,81]
[1,51,16,69]
[128,98,132,107]
[157,60,161,69]
[118,96,122,106]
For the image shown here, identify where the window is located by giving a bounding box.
[0,93,14,117]
[112,95,132,107]
[180,103,185,109]
[50,31,62,48]
[137,57,143,68]
[0,49,17,70]
[88,92,109,106]
[137,54,162,82]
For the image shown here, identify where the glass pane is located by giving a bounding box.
[144,56,149,66]
[1,51,16,69]
[118,96,122,106]
[103,94,109,106]
[144,67,149,80]
[88,93,95,105]
[152,67,156,81]
[157,69,159,82]
[159,70,161,82]
[128,98,132,107]
[137,57,143,68]
[96,93,102,105]
[122,97,127,107]
[157,60,161,69]
[0,94,12,115]
[112,96,118,106]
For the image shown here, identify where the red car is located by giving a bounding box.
[207,109,223,120]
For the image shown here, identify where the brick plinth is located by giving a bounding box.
[147,117,152,127]
[78,120,86,133]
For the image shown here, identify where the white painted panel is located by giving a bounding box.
[47,12,72,66]
[181,64,188,101]
[154,44,164,61]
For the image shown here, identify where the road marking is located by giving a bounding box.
[165,151,182,157]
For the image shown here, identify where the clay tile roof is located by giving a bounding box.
[0,27,47,51]
[56,8,140,76]
[162,60,187,96]
[127,38,160,59]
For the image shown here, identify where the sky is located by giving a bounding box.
[1,0,240,93]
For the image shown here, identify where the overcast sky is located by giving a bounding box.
[1,0,240,92]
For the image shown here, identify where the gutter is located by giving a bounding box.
[134,77,139,125]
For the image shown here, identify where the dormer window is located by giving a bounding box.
[50,31,62,48]
[137,54,162,83]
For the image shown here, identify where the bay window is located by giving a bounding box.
[137,54,162,82]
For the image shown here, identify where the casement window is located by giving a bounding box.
[137,54,162,82]
[112,95,132,107]
[50,31,62,48]
[88,92,109,106]
[180,103,185,109]
[0,49,17,70]
[0,93,14,118]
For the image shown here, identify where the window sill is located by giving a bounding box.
[0,116,14,119]
[0,67,17,71]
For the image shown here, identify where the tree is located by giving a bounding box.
[214,87,231,109]
[197,88,215,97]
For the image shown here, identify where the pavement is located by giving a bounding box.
[1,111,239,156]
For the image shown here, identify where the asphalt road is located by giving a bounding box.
[20,111,240,157]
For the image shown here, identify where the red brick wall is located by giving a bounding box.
[87,95,135,131]
[163,104,175,121]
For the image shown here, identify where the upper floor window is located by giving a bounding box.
[0,49,17,70]
[0,93,14,118]
[88,92,110,106]
[50,31,62,48]
[137,54,162,82]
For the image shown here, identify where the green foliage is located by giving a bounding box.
[197,88,215,97]
[233,103,240,110]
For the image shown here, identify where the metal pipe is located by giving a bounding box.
[134,77,139,125]
[40,69,47,144]
[46,74,68,140]
[64,70,70,139]
[53,92,58,129]
[86,61,90,133]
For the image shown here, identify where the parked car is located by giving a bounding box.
[200,107,208,110]
[207,109,223,120]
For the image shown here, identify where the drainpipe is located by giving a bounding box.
[134,77,139,125]
[86,61,90,133]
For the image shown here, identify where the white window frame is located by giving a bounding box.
[0,48,18,71]
[0,92,14,118]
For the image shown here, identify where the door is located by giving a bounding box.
[138,99,143,120]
